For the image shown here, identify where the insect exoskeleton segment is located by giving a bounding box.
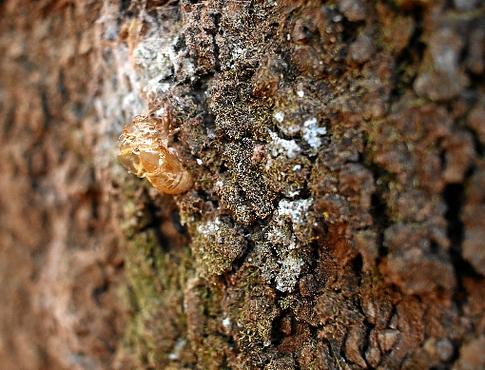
[118,115,193,194]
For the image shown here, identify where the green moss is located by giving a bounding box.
[224,267,279,351]
[192,217,246,278]
[195,335,231,370]
[122,226,195,369]
[183,281,234,369]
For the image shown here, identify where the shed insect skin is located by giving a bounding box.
[118,115,193,195]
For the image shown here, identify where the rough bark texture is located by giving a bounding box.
[1,0,484,369]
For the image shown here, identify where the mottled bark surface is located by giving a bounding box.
[0,0,484,369]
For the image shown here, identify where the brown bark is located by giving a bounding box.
[0,0,484,369]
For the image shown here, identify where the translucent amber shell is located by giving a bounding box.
[118,115,192,194]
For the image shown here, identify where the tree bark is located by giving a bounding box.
[0,0,484,369]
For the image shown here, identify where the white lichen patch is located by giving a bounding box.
[266,199,313,246]
[269,130,302,159]
[168,338,186,360]
[302,117,327,149]
[276,254,305,292]
[270,198,314,245]
[226,42,247,68]
[274,115,301,136]
[151,106,166,118]
[197,217,222,236]
[222,317,232,330]
[133,38,173,78]
[132,28,179,99]
[273,111,285,123]
[287,190,300,198]
[232,46,245,60]
[266,223,293,246]
[122,15,194,102]
[276,198,313,225]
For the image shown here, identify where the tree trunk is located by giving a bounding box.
[1,0,484,369]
